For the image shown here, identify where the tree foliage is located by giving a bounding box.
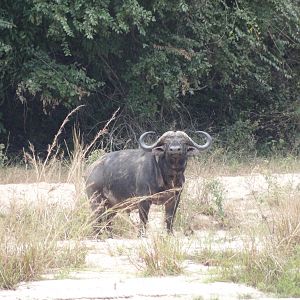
[0,0,299,155]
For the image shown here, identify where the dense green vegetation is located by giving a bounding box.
[0,0,299,156]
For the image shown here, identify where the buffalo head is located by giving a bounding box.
[139,131,212,171]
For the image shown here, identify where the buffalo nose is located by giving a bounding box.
[169,145,182,153]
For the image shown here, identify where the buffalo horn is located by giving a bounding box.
[187,131,212,150]
[138,131,159,151]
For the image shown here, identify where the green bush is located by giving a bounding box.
[0,0,299,155]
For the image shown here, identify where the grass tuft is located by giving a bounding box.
[190,185,300,297]
[0,199,91,289]
[130,233,186,276]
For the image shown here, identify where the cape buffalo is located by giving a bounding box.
[85,130,212,236]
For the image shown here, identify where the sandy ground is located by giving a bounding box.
[1,173,299,210]
[0,173,300,300]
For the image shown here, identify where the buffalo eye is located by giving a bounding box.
[152,146,165,156]
[187,146,198,155]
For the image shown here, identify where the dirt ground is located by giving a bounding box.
[0,173,300,300]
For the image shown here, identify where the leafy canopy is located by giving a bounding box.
[0,0,299,154]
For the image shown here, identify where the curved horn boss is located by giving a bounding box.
[184,131,212,152]
[138,131,158,151]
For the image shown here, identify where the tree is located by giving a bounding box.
[0,0,299,155]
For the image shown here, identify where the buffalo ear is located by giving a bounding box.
[187,146,199,156]
[152,146,165,156]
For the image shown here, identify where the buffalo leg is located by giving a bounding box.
[90,194,105,236]
[104,212,117,238]
[138,200,151,237]
[165,191,181,233]
[90,194,116,237]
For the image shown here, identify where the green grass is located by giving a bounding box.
[189,242,300,297]
[218,245,300,297]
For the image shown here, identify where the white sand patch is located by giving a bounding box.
[0,182,76,213]
[186,173,300,201]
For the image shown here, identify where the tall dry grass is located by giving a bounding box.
[0,106,119,289]
[0,200,90,289]
[190,176,300,297]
